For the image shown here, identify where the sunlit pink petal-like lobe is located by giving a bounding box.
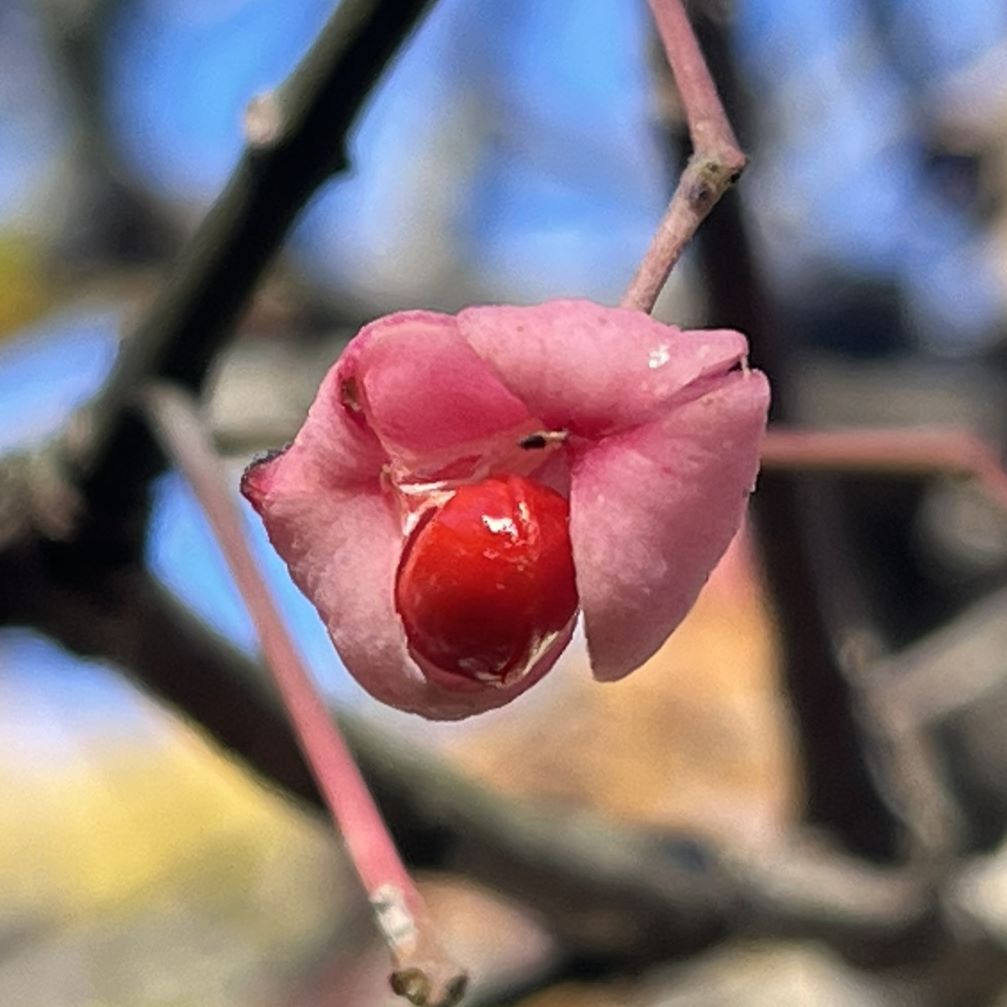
[241,322,571,720]
[567,371,770,679]
[341,309,538,478]
[456,300,769,682]
[457,300,750,435]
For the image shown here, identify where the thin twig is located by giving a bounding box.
[142,383,466,1007]
[621,0,746,313]
[761,427,1007,510]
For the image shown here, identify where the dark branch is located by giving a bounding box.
[685,10,903,860]
[57,0,434,564]
[18,560,943,975]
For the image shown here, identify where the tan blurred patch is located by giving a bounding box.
[419,875,554,973]
[446,531,800,847]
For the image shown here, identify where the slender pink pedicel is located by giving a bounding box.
[241,300,770,719]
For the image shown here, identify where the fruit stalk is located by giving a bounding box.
[142,382,466,1007]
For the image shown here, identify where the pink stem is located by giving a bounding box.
[762,426,1007,511]
[622,0,746,313]
[143,383,466,1007]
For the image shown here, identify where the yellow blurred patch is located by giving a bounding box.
[0,704,333,924]
[0,233,52,338]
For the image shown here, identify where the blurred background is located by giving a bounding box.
[2,0,1007,1004]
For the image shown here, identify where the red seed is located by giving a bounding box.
[395,475,578,687]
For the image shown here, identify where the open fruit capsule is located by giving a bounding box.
[241,299,769,720]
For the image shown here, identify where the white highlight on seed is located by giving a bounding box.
[483,515,518,539]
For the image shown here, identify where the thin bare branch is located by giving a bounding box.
[56,0,435,566]
[140,384,465,1007]
[621,0,747,313]
[761,427,1007,510]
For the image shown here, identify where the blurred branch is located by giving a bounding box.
[143,383,465,1007]
[621,0,746,312]
[682,10,907,859]
[876,586,1007,725]
[875,586,1007,851]
[8,549,950,975]
[761,427,1007,511]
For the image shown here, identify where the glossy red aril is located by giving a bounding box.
[395,475,578,687]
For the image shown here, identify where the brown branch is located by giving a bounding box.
[621,0,746,313]
[53,0,435,567]
[36,0,179,266]
[141,384,465,1007]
